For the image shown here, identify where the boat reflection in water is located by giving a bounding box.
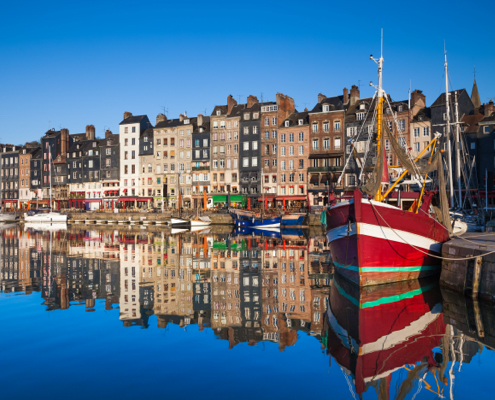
[324,274,447,399]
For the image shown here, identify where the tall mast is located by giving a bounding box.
[49,148,52,209]
[371,30,385,202]
[454,91,462,209]
[445,50,454,207]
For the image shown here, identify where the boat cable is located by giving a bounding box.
[369,201,495,261]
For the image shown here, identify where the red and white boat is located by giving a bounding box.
[326,42,451,286]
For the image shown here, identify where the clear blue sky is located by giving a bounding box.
[1,0,493,144]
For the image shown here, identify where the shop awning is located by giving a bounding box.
[84,199,102,203]
[123,189,128,193]
[230,195,244,202]
[137,197,153,202]
[212,195,227,204]
[3,199,18,203]
[257,195,275,201]
[310,174,319,184]
[275,196,307,201]
[320,174,330,184]
[118,197,137,202]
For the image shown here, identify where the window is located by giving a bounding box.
[323,105,329,112]
[289,133,294,142]
[281,147,286,156]
[356,112,365,121]
[334,137,341,150]
[131,151,135,159]
[414,127,420,137]
[264,118,269,126]
[285,120,289,127]
[414,143,420,152]
[272,117,277,125]
[243,127,249,135]
[312,123,318,133]
[243,157,249,167]
[252,157,258,167]
[398,119,405,131]
[272,144,277,154]
[312,139,318,150]
[323,122,329,132]
[289,160,294,169]
[335,121,341,131]
[298,159,304,169]
[252,141,258,150]
[484,126,490,134]
[289,146,294,155]
[272,130,277,139]
[281,134,286,143]
[132,138,135,145]
[243,142,249,151]
[323,139,329,149]
[281,161,285,170]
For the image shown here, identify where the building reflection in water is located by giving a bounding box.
[0,224,492,398]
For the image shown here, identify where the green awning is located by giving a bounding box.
[212,195,227,204]
[230,195,244,202]
[213,242,227,250]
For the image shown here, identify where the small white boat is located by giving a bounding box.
[0,213,18,222]
[24,210,67,223]
[24,222,68,231]
[171,227,188,235]
[171,218,189,225]
[190,216,211,227]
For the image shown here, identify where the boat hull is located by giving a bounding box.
[325,190,450,286]
[234,216,280,228]
[171,218,189,225]
[0,213,18,222]
[24,212,67,223]
[190,219,210,226]
[280,214,306,227]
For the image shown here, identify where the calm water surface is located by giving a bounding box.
[0,224,493,400]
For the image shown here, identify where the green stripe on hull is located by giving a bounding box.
[334,261,441,273]
[333,279,436,309]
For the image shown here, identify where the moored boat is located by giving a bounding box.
[229,208,281,228]
[24,210,67,223]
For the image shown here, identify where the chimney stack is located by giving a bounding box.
[276,93,295,119]
[227,95,237,115]
[197,114,204,127]
[123,111,132,120]
[60,128,69,156]
[156,113,167,124]
[318,93,326,103]
[350,85,360,107]
[485,100,495,117]
[105,129,113,139]
[247,95,258,108]
[179,114,184,122]
[410,90,426,117]
[85,125,95,140]
[343,88,349,104]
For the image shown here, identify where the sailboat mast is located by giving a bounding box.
[373,32,385,202]
[49,149,52,209]
[454,91,462,209]
[445,51,454,207]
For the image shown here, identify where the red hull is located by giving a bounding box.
[325,190,450,286]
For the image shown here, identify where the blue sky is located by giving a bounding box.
[1,0,494,144]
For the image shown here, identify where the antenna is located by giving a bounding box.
[380,28,383,58]
[160,106,168,116]
[474,66,476,80]
[260,92,264,103]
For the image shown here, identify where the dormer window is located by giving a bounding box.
[253,113,259,119]
[323,105,330,112]
[285,121,290,127]
[419,116,424,121]
[244,113,250,120]
[386,108,391,114]
[92,142,96,147]
[144,136,148,142]
[216,110,221,116]
[398,106,403,112]
[298,119,303,125]
[184,119,189,124]
[359,104,365,110]
[199,128,204,133]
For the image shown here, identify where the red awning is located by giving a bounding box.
[84,199,102,203]
[3,199,18,203]
[275,196,307,201]
[137,197,153,201]
[104,191,109,194]
[123,189,128,193]
[118,197,137,202]
[257,195,276,201]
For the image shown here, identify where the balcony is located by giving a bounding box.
[307,166,343,173]
[192,166,209,171]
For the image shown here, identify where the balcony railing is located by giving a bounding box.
[307,166,344,173]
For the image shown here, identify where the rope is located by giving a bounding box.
[369,201,495,261]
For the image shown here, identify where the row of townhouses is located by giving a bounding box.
[1,80,494,210]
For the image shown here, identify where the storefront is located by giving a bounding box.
[117,197,153,209]
[274,195,307,210]
[84,199,102,211]
[2,199,18,210]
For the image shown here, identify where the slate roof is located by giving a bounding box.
[119,115,149,125]
[155,118,181,129]
[140,128,154,139]
[211,105,228,116]
[193,116,211,133]
[281,111,309,127]
[228,104,246,118]
[411,107,431,123]
[431,89,469,108]
[310,95,345,113]
[479,112,495,125]
[461,112,485,133]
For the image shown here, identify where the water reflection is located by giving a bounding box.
[0,224,492,399]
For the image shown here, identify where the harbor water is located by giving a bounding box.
[0,224,493,400]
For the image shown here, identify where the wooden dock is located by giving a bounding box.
[440,232,495,302]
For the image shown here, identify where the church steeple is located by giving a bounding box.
[471,78,481,110]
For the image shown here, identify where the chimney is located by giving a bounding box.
[60,128,69,156]
[86,125,95,140]
[343,88,349,104]
[276,93,295,119]
[485,100,495,117]
[156,113,167,124]
[247,95,258,108]
[304,107,308,112]
[123,111,132,120]
[105,129,113,139]
[410,90,426,117]
[318,93,326,103]
[350,85,360,107]
[197,114,204,127]
[179,113,184,122]
[227,95,237,115]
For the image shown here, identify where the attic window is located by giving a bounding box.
[144,136,148,142]
[92,142,96,147]
[359,104,365,110]
[298,119,303,125]
[244,113,250,120]
[386,108,391,114]
[323,105,330,112]
[285,121,290,127]
[419,116,424,121]
[199,128,204,133]
[216,110,221,116]
[460,127,465,132]
[184,119,190,124]
[398,106,403,112]
[253,113,259,119]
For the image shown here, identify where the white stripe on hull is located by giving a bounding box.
[326,222,442,253]
[256,223,280,229]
